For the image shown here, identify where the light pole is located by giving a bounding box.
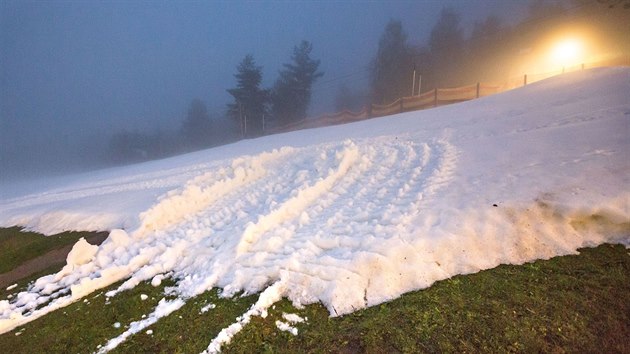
[550,38,583,73]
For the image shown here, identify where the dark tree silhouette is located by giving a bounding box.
[227,55,268,137]
[370,20,414,105]
[466,15,512,83]
[271,40,323,126]
[429,8,466,88]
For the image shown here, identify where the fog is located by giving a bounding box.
[1,1,627,183]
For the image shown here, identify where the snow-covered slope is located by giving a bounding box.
[1,68,629,350]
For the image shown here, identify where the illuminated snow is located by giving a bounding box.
[0,68,628,352]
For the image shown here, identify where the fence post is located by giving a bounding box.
[434,88,438,107]
[411,68,416,96]
[523,74,527,86]
[400,99,404,113]
[476,82,480,98]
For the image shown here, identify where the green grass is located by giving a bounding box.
[222,243,630,353]
[0,226,628,353]
[0,226,108,274]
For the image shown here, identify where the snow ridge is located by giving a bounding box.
[137,147,295,237]
[236,140,360,256]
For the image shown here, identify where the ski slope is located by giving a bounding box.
[1,67,629,351]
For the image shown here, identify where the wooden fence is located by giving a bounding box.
[268,55,629,134]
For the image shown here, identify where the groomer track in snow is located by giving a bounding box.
[1,68,629,352]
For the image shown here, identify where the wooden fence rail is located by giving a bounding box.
[268,56,629,134]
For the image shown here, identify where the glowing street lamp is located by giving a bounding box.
[550,38,584,72]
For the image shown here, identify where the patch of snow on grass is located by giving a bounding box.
[202,281,285,353]
[0,68,628,347]
[275,312,305,336]
[200,303,216,314]
[97,298,184,353]
[282,312,305,324]
[275,320,298,336]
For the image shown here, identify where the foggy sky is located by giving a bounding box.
[0,0,529,181]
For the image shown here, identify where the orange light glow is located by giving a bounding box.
[551,38,584,66]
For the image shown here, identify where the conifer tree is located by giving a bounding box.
[271,41,323,126]
[371,20,414,105]
[429,8,466,87]
[227,55,267,137]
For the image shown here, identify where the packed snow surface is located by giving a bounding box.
[1,68,629,349]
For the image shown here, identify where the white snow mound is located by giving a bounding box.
[0,68,629,341]
[66,237,98,266]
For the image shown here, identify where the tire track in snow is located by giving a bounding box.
[295,138,455,311]
[110,142,355,298]
[283,137,454,254]
[235,141,361,256]
[136,147,296,237]
[216,134,458,316]
[170,141,366,297]
[108,146,311,296]
[95,143,358,351]
[100,141,369,351]
[233,137,438,254]
[197,135,460,349]
[240,137,423,258]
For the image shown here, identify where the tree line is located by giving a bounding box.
[226,41,324,138]
[364,0,629,108]
[109,0,628,164]
[109,40,323,163]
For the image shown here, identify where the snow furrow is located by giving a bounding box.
[136,147,296,237]
[235,141,360,256]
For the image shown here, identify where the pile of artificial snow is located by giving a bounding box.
[1,68,629,351]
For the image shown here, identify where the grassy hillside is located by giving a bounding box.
[0,227,108,275]
[0,227,628,353]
